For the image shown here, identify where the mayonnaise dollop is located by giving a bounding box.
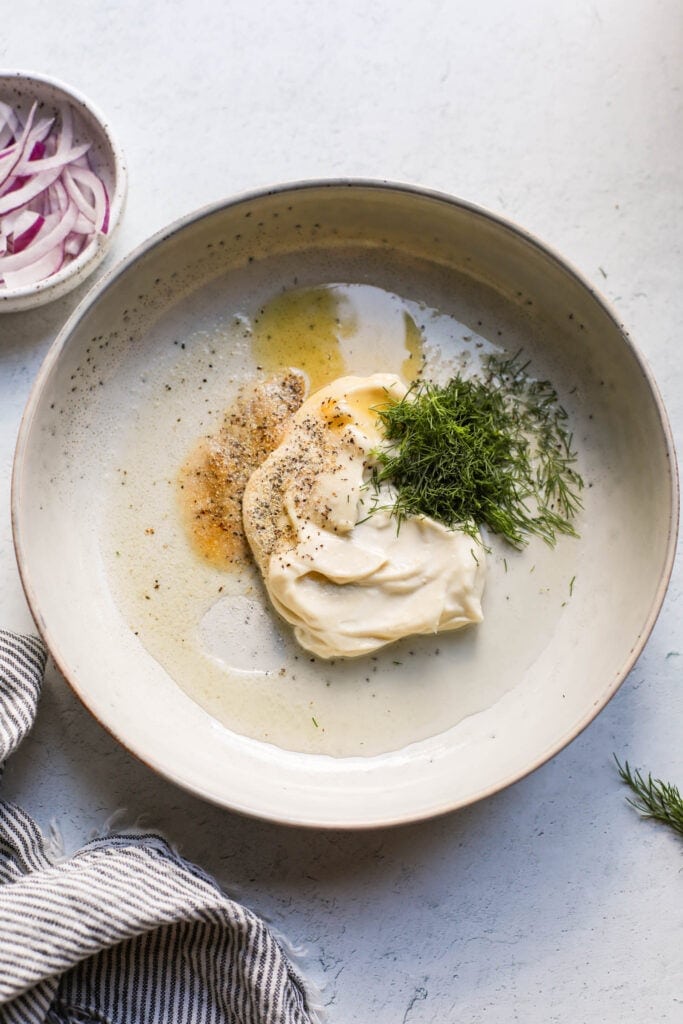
[242,374,486,658]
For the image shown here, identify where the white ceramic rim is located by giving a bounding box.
[0,69,128,306]
[12,179,680,827]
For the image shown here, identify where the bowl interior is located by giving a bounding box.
[12,183,677,826]
[0,71,126,311]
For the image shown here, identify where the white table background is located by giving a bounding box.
[1,2,681,1020]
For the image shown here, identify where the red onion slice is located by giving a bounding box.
[0,201,77,274]
[0,101,19,150]
[66,165,108,232]
[7,210,44,254]
[49,178,69,216]
[2,242,64,289]
[58,103,73,152]
[1,206,41,236]
[73,211,96,234]
[0,102,37,190]
[1,120,53,166]
[63,168,97,221]
[16,141,90,176]
[0,99,111,290]
[0,166,63,216]
[64,231,87,257]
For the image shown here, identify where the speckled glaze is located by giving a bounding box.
[11,181,679,827]
[0,70,127,312]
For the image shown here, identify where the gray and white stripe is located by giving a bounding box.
[0,631,45,768]
[0,631,318,1024]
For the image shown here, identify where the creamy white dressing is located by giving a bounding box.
[243,374,486,658]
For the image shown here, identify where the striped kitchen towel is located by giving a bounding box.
[0,630,319,1024]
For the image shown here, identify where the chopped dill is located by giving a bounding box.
[370,352,583,548]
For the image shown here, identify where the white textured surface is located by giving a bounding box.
[1,1,681,1020]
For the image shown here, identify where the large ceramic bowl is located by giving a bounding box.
[0,70,127,312]
[12,181,678,827]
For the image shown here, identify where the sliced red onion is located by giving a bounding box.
[49,178,69,216]
[4,116,56,162]
[101,187,110,235]
[0,102,37,190]
[0,202,77,274]
[42,131,57,159]
[64,231,87,257]
[27,139,46,162]
[2,174,30,197]
[2,242,64,289]
[73,211,96,234]
[0,99,110,290]
[0,166,63,215]
[7,210,44,254]
[63,167,96,220]
[1,206,39,236]
[16,140,90,176]
[0,101,20,150]
[0,116,52,161]
[67,165,108,232]
[58,103,73,152]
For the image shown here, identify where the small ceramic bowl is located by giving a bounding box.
[0,70,127,313]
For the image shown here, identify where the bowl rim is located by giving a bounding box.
[0,68,128,304]
[11,178,681,827]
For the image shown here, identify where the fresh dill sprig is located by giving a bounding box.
[370,352,583,548]
[614,755,683,837]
